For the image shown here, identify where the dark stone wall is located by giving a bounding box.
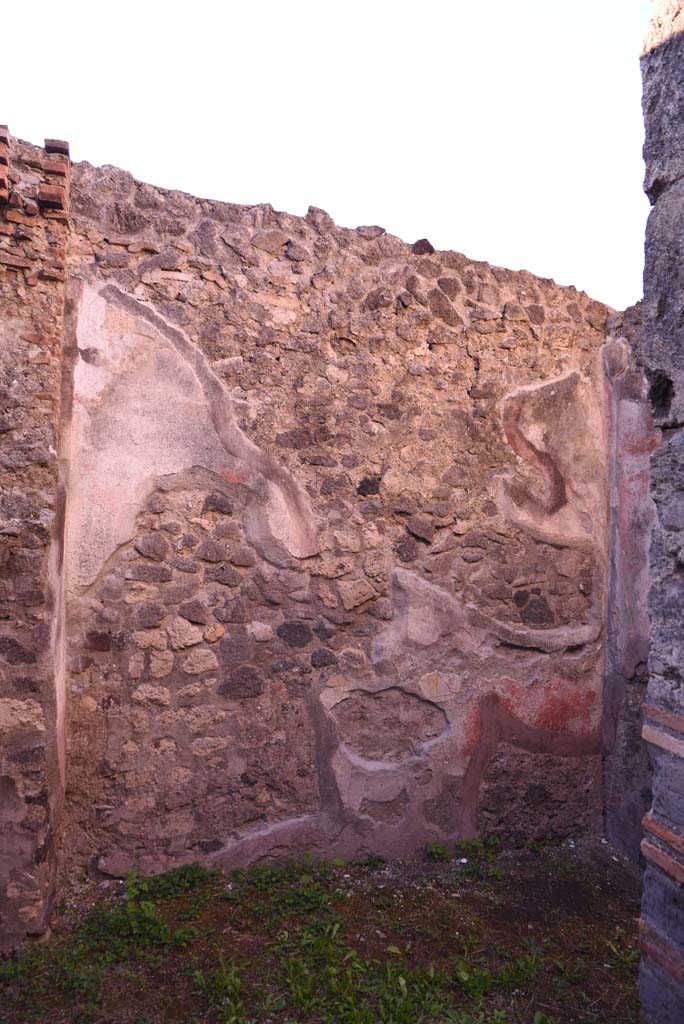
[639,6,684,1019]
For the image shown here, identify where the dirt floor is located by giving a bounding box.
[0,838,642,1024]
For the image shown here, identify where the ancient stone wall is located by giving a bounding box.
[639,4,684,1020]
[58,160,616,880]
[0,131,70,947]
[0,122,654,952]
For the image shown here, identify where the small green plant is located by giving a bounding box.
[553,956,588,983]
[83,892,171,948]
[373,892,393,909]
[0,950,38,985]
[453,958,494,1006]
[425,842,452,862]
[192,954,245,1019]
[360,852,385,870]
[606,939,639,968]
[172,925,201,949]
[497,951,543,988]
[125,863,216,901]
[455,837,502,880]
[225,860,333,927]
[257,986,287,1016]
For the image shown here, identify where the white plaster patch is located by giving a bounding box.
[68,284,228,594]
[67,282,319,600]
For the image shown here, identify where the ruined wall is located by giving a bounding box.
[0,131,70,947]
[0,118,656,952]
[58,160,617,879]
[639,4,684,1020]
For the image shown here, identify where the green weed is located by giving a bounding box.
[453,958,495,1006]
[456,837,503,880]
[606,939,639,969]
[0,850,639,1024]
[553,957,588,983]
[359,853,385,870]
[425,842,452,862]
[497,951,543,988]
[128,862,217,900]
[192,954,245,1021]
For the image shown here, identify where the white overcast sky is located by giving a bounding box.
[7,0,649,310]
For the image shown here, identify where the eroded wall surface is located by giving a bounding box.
[639,4,684,1020]
[58,161,617,879]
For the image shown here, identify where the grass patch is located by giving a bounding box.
[0,845,640,1023]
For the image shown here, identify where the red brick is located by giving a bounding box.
[644,703,684,736]
[44,138,69,157]
[0,188,8,205]
[644,813,684,856]
[1,243,28,257]
[0,251,32,269]
[44,155,68,177]
[0,143,8,166]
[8,191,22,209]
[37,184,67,210]
[0,125,9,146]
[639,920,684,984]
[641,839,684,884]
[38,266,64,282]
[6,209,38,225]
